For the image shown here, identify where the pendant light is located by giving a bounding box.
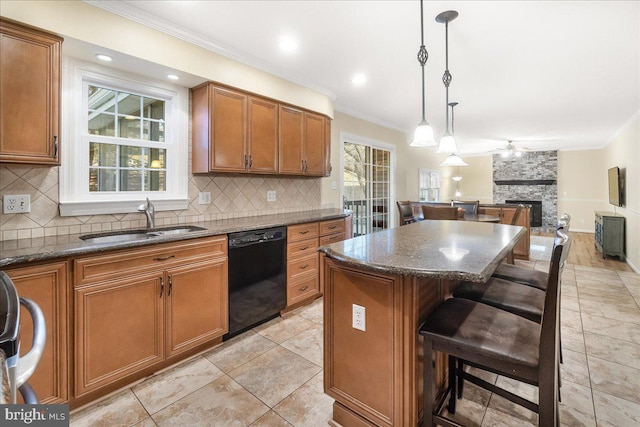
[410,0,436,147]
[436,10,467,167]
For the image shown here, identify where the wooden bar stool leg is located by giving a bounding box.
[423,339,434,427]
[457,358,464,399]
[448,355,457,414]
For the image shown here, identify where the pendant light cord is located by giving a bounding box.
[444,20,452,134]
[417,0,429,122]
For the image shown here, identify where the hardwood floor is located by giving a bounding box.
[532,231,633,272]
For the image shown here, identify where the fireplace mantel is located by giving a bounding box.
[494,179,556,186]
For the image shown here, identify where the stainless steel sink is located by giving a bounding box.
[80,226,207,245]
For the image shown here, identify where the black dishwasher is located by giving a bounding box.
[225,227,287,340]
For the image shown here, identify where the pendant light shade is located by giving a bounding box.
[439,153,468,167]
[410,0,437,148]
[411,120,436,147]
[436,133,457,153]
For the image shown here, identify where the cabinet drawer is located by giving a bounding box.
[319,232,345,246]
[288,222,319,242]
[287,238,319,259]
[319,219,345,236]
[287,276,319,306]
[74,236,227,286]
[287,253,318,282]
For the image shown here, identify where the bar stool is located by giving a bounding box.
[419,231,569,427]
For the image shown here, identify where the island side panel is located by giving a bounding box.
[323,258,448,427]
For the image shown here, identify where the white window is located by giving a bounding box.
[419,169,441,202]
[60,59,188,216]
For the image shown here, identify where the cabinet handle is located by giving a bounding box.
[328,225,337,229]
[53,136,58,158]
[299,285,309,292]
[153,255,175,262]
[244,154,248,170]
[299,246,309,250]
[168,275,173,296]
[249,155,253,169]
[159,276,164,298]
[299,230,309,235]
[300,264,309,269]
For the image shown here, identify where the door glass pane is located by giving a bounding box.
[343,142,391,236]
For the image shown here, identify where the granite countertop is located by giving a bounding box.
[319,220,525,282]
[0,209,350,268]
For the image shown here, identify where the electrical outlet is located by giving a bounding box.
[352,304,366,332]
[198,192,211,205]
[267,190,276,202]
[3,194,30,214]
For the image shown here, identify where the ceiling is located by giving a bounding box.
[85,0,639,155]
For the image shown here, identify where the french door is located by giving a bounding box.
[342,139,393,236]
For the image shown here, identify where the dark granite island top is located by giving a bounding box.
[319,219,526,427]
[319,220,525,282]
[0,208,350,268]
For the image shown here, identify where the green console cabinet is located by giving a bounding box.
[594,211,625,260]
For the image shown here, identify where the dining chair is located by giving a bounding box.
[452,200,479,216]
[419,230,570,427]
[422,205,459,220]
[396,201,417,226]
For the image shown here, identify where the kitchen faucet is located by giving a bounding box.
[137,198,155,229]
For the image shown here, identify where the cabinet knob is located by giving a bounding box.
[299,285,309,292]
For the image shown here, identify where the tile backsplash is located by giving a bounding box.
[0,164,322,241]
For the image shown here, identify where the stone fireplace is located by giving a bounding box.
[493,151,558,231]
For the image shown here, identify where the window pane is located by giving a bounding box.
[143,98,164,119]
[118,116,142,139]
[89,168,116,192]
[143,120,165,142]
[145,148,166,168]
[118,94,141,117]
[89,113,116,136]
[120,170,143,191]
[145,170,166,191]
[89,142,117,167]
[120,146,144,168]
[88,86,116,113]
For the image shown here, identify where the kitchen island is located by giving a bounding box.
[319,220,525,427]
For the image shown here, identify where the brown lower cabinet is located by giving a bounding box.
[4,261,69,404]
[285,217,351,309]
[73,236,228,401]
[478,205,531,260]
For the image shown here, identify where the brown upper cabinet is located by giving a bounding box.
[0,19,62,165]
[279,106,329,176]
[192,82,330,176]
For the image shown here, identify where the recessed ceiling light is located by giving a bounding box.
[279,36,298,54]
[166,74,180,80]
[352,73,367,86]
[95,54,113,62]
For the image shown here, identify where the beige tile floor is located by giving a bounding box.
[70,259,640,427]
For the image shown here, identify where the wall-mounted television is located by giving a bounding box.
[608,166,623,207]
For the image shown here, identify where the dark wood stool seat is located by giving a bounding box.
[492,263,548,290]
[419,231,570,427]
[452,277,545,322]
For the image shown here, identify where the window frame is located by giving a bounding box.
[60,58,189,216]
[418,168,441,202]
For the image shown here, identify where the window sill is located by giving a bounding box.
[59,198,189,217]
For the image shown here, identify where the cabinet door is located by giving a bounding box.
[6,262,68,403]
[75,274,164,397]
[211,86,247,172]
[502,207,530,259]
[0,19,61,165]
[324,118,332,176]
[304,112,326,176]
[165,259,228,358]
[279,105,304,174]
[248,96,278,173]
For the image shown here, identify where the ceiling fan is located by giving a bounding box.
[493,140,532,158]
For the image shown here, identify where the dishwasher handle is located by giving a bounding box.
[16,297,46,389]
